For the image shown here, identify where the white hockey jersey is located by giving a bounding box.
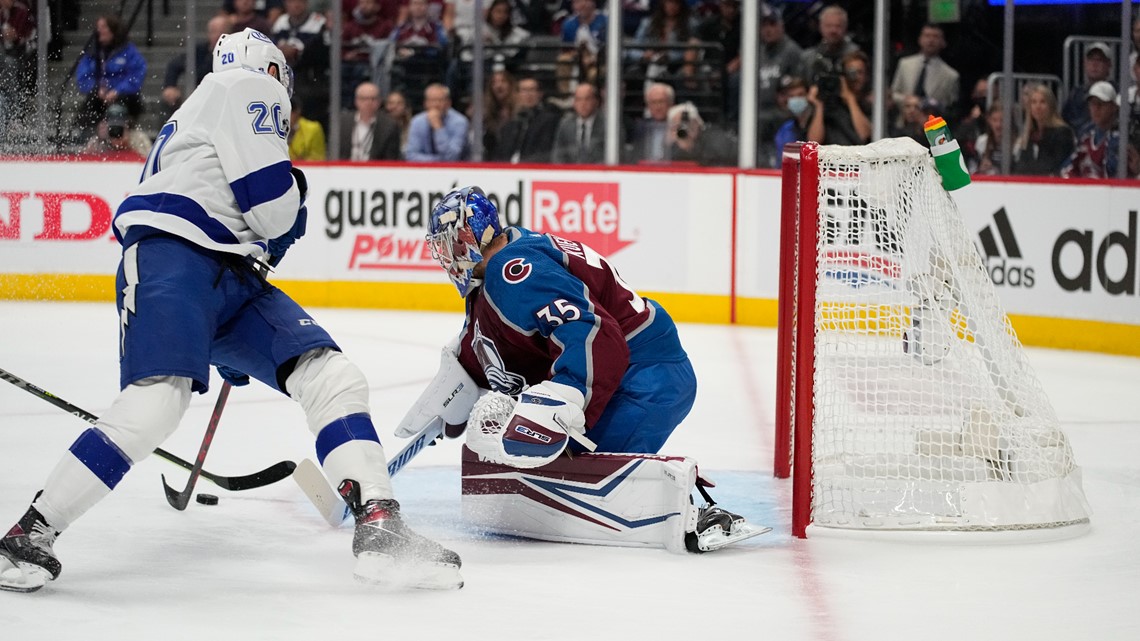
[113,69,302,257]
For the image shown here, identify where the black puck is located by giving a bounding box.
[195,493,219,506]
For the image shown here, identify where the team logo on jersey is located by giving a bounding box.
[502,257,532,284]
[472,320,526,396]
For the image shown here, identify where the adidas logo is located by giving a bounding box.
[978,207,1036,288]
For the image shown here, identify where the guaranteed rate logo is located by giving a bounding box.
[530,181,634,258]
[978,207,1035,288]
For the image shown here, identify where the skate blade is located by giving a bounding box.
[697,523,773,552]
[0,556,46,593]
[353,552,464,591]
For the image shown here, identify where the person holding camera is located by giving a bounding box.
[798,5,860,80]
[806,53,870,146]
[81,102,152,159]
[666,102,737,167]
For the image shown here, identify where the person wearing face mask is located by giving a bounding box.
[771,76,816,165]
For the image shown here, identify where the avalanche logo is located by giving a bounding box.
[502,257,532,284]
[471,319,526,395]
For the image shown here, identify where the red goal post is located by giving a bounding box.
[774,139,1090,540]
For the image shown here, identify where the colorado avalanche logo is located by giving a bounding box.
[502,257,532,284]
[472,320,526,395]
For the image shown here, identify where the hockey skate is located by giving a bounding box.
[685,504,772,553]
[0,503,61,592]
[339,481,463,590]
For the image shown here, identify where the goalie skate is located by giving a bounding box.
[0,553,46,593]
[685,506,772,553]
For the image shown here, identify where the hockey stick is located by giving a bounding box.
[293,416,447,526]
[162,382,232,510]
[0,367,296,492]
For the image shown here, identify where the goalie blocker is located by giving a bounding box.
[460,447,769,553]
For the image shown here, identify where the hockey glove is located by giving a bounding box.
[215,364,250,387]
[268,205,307,267]
[466,382,587,469]
[394,333,480,438]
[290,166,308,205]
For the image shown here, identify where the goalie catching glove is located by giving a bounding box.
[466,382,590,469]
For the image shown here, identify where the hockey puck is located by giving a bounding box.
[195,493,219,506]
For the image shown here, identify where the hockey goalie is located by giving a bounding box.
[397,186,770,553]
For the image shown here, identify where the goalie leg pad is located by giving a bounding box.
[461,447,699,553]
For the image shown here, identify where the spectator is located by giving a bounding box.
[342,0,397,106]
[288,96,327,161]
[221,0,283,27]
[557,0,607,96]
[337,81,402,160]
[799,5,859,84]
[80,102,152,159]
[495,75,562,163]
[75,14,147,138]
[385,88,413,149]
[512,0,556,36]
[1012,84,1074,176]
[1061,82,1138,179]
[160,15,233,120]
[482,0,530,62]
[806,53,870,146]
[972,102,1006,176]
[771,75,811,166]
[405,83,469,161]
[470,67,516,159]
[226,0,273,34]
[627,0,699,82]
[390,0,448,111]
[665,101,737,167]
[1061,42,1114,134]
[394,0,452,31]
[957,77,991,169]
[757,4,803,159]
[628,81,674,162]
[552,83,607,164]
[890,24,960,126]
[890,94,928,147]
[842,51,873,115]
[0,0,36,138]
[447,0,480,47]
[272,0,332,128]
[696,0,740,121]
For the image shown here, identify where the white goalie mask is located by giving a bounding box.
[213,28,294,97]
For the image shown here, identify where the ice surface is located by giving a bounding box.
[1,302,1137,640]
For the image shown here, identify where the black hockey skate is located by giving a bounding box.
[0,503,61,592]
[338,481,463,590]
[685,504,772,553]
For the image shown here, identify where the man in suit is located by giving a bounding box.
[890,23,959,124]
[494,76,562,164]
[337,81,402,160]
[552,83,606,164]
[628,82,674,163]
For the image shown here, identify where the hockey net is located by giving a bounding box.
[775,139,1090,539]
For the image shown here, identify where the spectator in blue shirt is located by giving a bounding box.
[405,83,469,161]
[561,0,607,47]
[75,14,146,139]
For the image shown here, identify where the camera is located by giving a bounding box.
[108,125,125,139]
[810,55,842,106]
[676,110,691,140]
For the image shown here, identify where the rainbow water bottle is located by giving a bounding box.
[923,115,972,191]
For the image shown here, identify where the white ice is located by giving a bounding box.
[1,301,1137,640]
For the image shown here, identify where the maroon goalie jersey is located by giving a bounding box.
[456,227,687,427]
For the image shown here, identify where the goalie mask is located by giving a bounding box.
[428,186,503,297]
[213,28,294,98]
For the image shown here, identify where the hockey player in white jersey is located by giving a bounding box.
[0,29,461,593]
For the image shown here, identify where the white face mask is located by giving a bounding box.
[788,96,809,115]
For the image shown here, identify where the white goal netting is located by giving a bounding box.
[801,138,1089,533]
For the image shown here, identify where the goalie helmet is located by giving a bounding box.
[213,28,293,98]
[428,186,503,297]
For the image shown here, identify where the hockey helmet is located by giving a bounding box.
[213,28,293,97]
[428,186,503,297]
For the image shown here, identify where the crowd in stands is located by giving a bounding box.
[3,0,1138,178]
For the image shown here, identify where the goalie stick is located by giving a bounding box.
[293,416,446,526]
[0,366,296,492]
